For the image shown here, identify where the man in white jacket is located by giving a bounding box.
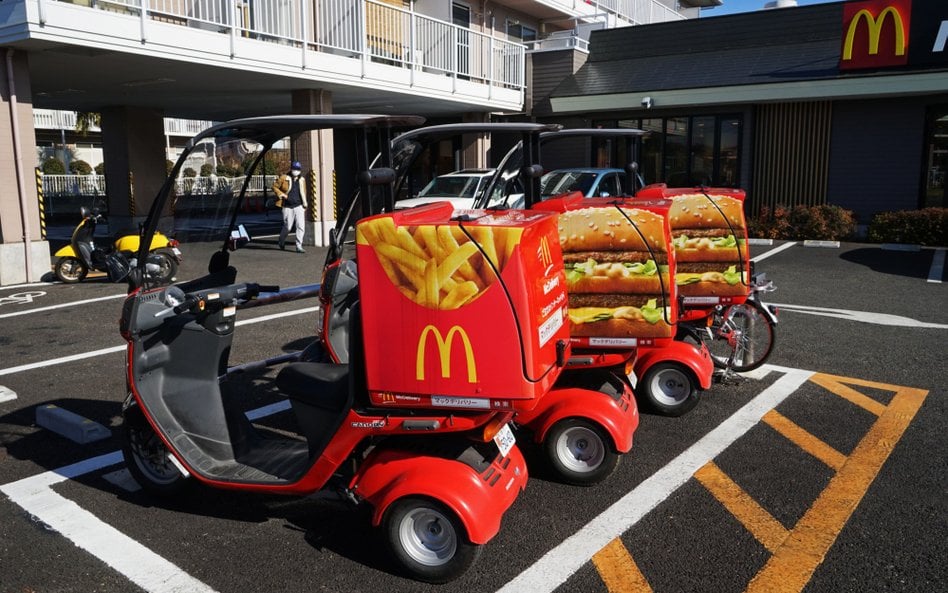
[272,161,308,253]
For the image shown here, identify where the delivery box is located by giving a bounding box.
[356,202,570,410]
[635,186,750,307]
[533,195,677,348]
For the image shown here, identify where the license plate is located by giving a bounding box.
[172,247,182,256]
[494,423,516,457]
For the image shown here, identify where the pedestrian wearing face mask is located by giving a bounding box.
[272,161,308,253]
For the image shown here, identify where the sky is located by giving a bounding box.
[702,0,841,17]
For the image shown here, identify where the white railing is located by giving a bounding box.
[50,0,526,91]
[39,173,280,197]
[164,118,216,136]
[544,0,686,25]
[40,174,107,196]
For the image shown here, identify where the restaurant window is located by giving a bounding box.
[923,106,947,208]
[664,117,689,186]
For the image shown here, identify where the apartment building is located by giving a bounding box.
[0,0,701,283]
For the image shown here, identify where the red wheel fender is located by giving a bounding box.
[518,386,637,453]
[351,446,527,545]
[634,341,714,390]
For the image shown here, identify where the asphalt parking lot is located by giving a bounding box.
[0,238,945,593]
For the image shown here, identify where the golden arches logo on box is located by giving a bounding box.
[841,0,910,69]
[415,325,478,383]
[538,236,554,269]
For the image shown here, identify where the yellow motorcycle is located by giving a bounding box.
[53,207,182,284]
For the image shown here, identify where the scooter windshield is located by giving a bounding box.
[133,115,424,289]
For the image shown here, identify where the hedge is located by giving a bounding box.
[867,208,947,246]
[748,204,856,241]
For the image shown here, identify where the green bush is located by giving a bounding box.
[166,159,175,175]
[199,163,214,177]
[94,162,105,175]
[69,159,93,175]
[182,167,197,178]
[748,204,856,241]
[42,157,66,174]
[867,208,947,246]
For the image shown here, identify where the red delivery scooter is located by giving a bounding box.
[119,115,529,584]
[321,123,640,486]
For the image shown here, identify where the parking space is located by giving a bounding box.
[0,240,944,593]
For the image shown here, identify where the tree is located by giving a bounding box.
[75,112,101,137]
[69,159,93,175]
[42,157,66,174]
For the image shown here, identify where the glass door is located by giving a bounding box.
[924,106,948,208]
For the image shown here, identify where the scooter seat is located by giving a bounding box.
[276,362,350,412]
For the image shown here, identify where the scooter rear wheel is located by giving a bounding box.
[54,257,87,283]
[545,418,619,486]
[384,496,480,584]
[639,362,700,417]
[122,406,190,496]
[150,250,178,284]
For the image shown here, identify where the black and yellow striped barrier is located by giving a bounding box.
[308,169,318,222]
[128,172,136,216]
[35,167,46,240]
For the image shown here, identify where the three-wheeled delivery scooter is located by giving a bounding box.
[118,115,535,583]
[318,123,639,485]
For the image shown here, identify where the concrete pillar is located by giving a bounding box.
[100,106,167,231]
[291,89,335,247]
[461,112,490,169]
[0,50,48,285]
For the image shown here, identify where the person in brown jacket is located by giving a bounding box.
[272,161,308,252]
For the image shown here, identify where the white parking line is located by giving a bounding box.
[0,281,55,291]
[497,366,814,593]
[751,241,796,263]
[928,248,945,283]
[770,303,948,329]
[0,293,126,320]
[0,307,318,378]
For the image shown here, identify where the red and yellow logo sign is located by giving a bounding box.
[538,236,554,270]
[840,0,911,70]
[415,325,478,383]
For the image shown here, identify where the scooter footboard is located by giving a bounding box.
[354,442,528,544]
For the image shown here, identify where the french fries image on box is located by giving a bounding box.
[358,218,519,310]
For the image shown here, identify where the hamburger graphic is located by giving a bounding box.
[558,207,673,338]
[668,194,748,297]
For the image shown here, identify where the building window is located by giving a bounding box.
[610,115,743,187]
[506,19,537,42]
[924,106,948,208]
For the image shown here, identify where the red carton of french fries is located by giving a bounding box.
[635,186,750,307]
[534,195,677,348]
[356,202,570,410]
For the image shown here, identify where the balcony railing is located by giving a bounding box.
[47,0,525,92]
[543,0,686,25]
[34,108,214,136]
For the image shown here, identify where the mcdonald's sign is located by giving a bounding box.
[415,325,478,383]
[840,0,912,70]
[538,236,554,270]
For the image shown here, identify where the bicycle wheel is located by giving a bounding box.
[703,302,775,372]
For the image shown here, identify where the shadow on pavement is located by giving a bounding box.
[839,247,934,280]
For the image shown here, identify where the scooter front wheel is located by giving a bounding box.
[544,418,619,486]
[122,406,190,496]
[54,257,87,283]
[384,496,481,584]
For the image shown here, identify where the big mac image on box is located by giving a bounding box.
[553,201,675,340]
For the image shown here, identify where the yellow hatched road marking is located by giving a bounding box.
[745,377,928,593]
[694,462,790,553]
[592,539,653,593]
[809,373,886,416]
[762,410,847,470]
[589,373,929,593]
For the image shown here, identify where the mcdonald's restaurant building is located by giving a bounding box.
[540,0,948,225]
